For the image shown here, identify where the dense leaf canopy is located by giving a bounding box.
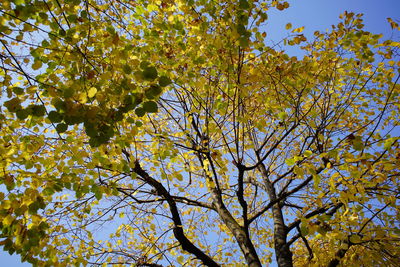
[1,0,400,266]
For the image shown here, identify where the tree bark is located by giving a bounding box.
[259,163,293,267]
[202,157,262,266]
[211,192,262,267]
[133,161,220,267]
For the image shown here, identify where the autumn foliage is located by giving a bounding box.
[1,0,400,266]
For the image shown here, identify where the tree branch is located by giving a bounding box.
[133,160,220,267]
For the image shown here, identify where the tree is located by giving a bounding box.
[1,0,400,266]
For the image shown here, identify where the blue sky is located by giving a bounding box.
[1,0,399,266]
[267,0,400,40]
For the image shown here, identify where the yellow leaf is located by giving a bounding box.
[293,166,304,177]
[176,173,183,181]
[304,150,312,157]
[285,23,292,30]
[3,215,14,227]
[177,255,184,264]
[349,234,361,244]
[32,60,42,70]
[292,26,304,33]
[77,92,88,103]
[88,87,97,98]
[387,17,399,30]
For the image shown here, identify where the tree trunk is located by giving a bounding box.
[210,185,262,267]
[259,163,293,267]
[197,152,262,266]
[272,204,293,267]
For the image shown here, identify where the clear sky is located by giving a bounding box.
[1,0,399,266]
[265,0,400,56]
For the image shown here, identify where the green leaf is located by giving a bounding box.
[48,111,63,123]
[140,61,150,69]
[16,109,30,120]
[106,26,115,34]
[53,99,66,112]
[135,107,145,117]
[99,124,114,138]
[59,29,66,36]
[142,101,158,113]
[112,110,124,122]
[239,37,249,47]
[134,70,144,81]
[142,66,158,81]
[30,104,46,117]
[145,85,162,99]
[63,87,74,98]
[91,185,103,200]
[122,64,132,74]
[84,122,97,137]
[28,202,40,214]
[239,0,250,9]
[89,137,101,147]
[64,115,82,125]
[12,87,24,95]
[56,123,68,133]
[237,24,247,35]
[159,76,172,87]
[4,98,22,112]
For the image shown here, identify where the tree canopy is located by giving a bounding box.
[1,0,400,266]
